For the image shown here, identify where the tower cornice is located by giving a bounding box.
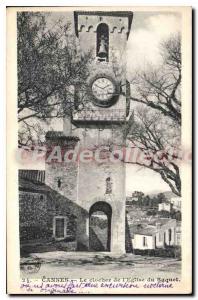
[74,10,133,39]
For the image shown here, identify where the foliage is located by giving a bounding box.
[170,210,182,221]
[132,192,167,209]
[146,210,157,216]
[133,246,181,259]
[158,210,171,218]
[130,191,181,220]
[17,12,91,146]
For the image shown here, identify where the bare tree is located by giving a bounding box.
[121,34,182,196]
[128,33,181,125]
[18,12,92,146]
[125,107,181,196]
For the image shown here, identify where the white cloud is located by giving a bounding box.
[127,13,181,73]
[148,14,181,37]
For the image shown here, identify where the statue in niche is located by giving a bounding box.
[105,177,112,194]
[57,178,62,188]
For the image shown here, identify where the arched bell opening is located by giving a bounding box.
[96,23,109,62]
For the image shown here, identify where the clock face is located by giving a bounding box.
[92,77,116,102]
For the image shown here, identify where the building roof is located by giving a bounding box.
[46,131,79,141]
[19,177,49,194]
[19,170,87,216]
[74,10,133,39]
[19,169,45,184]
[133,226,157,236]
[158,202,171,206]
[19,170,49,194]
[129,224,155,237]
[148,218,175,226]
[130,218,176,237]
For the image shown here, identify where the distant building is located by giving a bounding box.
[171,197,181,211]
[132,191,144,200]
[126,191,144,205]
[175,221,181,246]
[131,196,139,202]
[132,227,156,250]
[158,202,173,212]
[132,218,177,250]
[126,197,133,205]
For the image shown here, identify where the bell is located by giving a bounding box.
[98,39,107,58]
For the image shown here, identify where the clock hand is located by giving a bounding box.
[93,84,103,90]
[103,84,113,89]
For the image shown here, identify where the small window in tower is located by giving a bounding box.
[96,23,109,62]
[57,178,62,188]
[106,177,112,194]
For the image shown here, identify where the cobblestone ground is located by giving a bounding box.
[20,252,181,279]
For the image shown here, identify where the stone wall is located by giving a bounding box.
[45,161,78,201]
[45,135,79,202]
[19,190,77,243]
[43,11,131,254]
[77,13,129,63]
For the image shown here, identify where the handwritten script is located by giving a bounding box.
[20,277,180,294]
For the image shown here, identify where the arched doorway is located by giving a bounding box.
[89,201,112,251]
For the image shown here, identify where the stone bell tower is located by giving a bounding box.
[71,11,133,253]
[46,10,133,254]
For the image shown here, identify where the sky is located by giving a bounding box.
[127,12,181,72]
[47,10,181,71]
[19,10,181,195]
[125,11,181,195]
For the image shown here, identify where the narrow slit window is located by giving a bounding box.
[57,178,62,188]
[106,177,112,194]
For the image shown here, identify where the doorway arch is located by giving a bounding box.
[89,201,112,251]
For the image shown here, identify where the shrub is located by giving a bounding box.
[133,246,181,258]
